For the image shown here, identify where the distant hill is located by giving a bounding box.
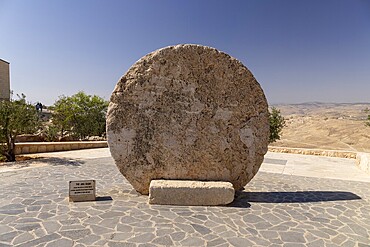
[269,103,370,152]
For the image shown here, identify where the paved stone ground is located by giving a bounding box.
[0,149,369,246]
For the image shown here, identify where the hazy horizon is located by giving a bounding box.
[1,0,370,105]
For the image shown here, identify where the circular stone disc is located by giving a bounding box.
[107,44,269,195]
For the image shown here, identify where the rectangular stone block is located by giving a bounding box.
[21,146,30,154]
[71,143,79,150]
[14,146,22,155]
[62,144,71,151]
[46,144,55,152]
[149,180,235,206]
[54,145,64,152]
[37,145,47,153]
[29,145,38,153]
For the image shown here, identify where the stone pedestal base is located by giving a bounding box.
[149,180,235,206]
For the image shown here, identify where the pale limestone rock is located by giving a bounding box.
[107,44,269,194]
[149,180,235,206]
[356,152,370,174]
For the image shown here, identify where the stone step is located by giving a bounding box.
[149,180,235,206]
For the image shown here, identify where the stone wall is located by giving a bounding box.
[356,152,370,174]
[13,141,108,155]
[0,59,10,101]
[268,146,357,159]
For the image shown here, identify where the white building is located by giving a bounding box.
[0,59,10,101]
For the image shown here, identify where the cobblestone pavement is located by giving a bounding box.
[0,151,369,246]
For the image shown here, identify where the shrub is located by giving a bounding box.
[51,91,108,140]
[269,107,285,143]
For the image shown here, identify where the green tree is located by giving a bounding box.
[51,91,108,140]
[269,107,286,143]
[0,94,39,162]
[43,125,59,142]
[365,108,370,127]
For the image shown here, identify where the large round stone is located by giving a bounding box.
[107,44,269,195]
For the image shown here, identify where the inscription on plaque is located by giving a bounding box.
[69,180,96,202]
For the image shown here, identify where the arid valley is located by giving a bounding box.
[270,103,370,153]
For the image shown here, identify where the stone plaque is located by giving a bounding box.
[69,180,96,202]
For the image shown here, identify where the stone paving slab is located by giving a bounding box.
[262,151,370,183]
[0,149,369,246]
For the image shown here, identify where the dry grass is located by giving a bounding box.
[270,103,370,153]
[0,155,43,165]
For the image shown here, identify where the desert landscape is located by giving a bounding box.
[270,103,370,153]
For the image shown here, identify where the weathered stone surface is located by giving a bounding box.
[107,44,269,194]
[149,180,235,205]
[356,152,370,174]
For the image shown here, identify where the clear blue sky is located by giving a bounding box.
[1,0,369,105]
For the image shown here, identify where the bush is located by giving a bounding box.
[269,107,285,143]
[364,108,370,127]
[51,91,108,140]
[43,125,60,142]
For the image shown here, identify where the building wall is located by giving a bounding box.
[0,59,10,101]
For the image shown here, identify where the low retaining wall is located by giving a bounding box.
[14,141,108,155]
[356,152,370,174]
[269,146,370,174]
[268,146,357,159]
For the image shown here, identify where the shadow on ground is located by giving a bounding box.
[45,157,85,167]
[230,191,362,208]
[0,157,84,169]
[96,196,113,201]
